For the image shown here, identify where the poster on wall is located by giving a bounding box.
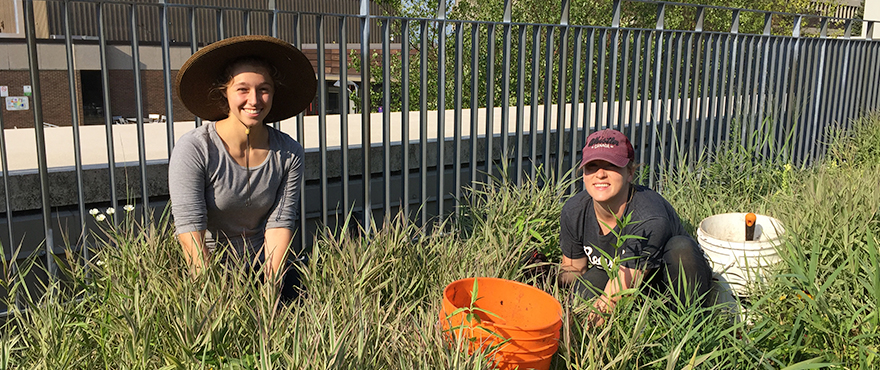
[0,86,7,97]
[6,96,29,111]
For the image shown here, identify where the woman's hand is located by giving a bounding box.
[178,230,209,277]
[587,266,644,329]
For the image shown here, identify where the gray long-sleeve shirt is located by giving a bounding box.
[168,122,303,255]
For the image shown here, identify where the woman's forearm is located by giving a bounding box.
[178,230,209,274]
[264,228,293,283]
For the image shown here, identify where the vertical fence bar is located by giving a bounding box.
[189,7,202,128]
[485,24,496,180]
[707,34,721,157]
[648,24,664,187]
[608,28,619,130]
[452,22,463,217]
[128,4,151,222]
[717,34,731,152]
[785,16,801,163]
[556,24,569,179]
[469,23,479,186]
[596,28,606,132]
[657,32,673,187]
[436,17,447,221]
[844,39,860,128]
[791,38,811,165]
[774,37,790,159]
[618,30,630,132]
[23,0,57,279]
[639,31,650,172]
[160,1,175,155]
[542,26,555,179]
[680,31,694,169]
[400,19,410,219]
[61,1,88,260]
[515,25,527,185]
[569,26,583,188]
[500,17,512,179]
[806,36,824,166]
[244,9,251,35]
[381,18,391,217]
[97,3,120,218]
[756,32,772,160]
[598,0,623,130]
[269,0,277,37]
[339,16,351,219]
[742,35,756,147]
[821,41,839,135]
[850,41,865,123]
[419,19,428,226]
[317,15,328,226]
[291,14,307,251]
[725,11,741,149]
[627,31,639,150]
[697,34,710,160]
[530,25,541,180]
[359,1,372,231]
[811,34,830,165]
[667,32,682,176]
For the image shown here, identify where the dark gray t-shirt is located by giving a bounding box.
[559,185,687,270]
[168,122,303,254]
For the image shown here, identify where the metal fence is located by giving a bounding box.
[1,0,879,314]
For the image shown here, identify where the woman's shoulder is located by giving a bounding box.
[172,123,215,155]
[267,126,304,155]
[562,190,592,215]
[630,185,680,221]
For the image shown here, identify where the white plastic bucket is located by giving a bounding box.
[697,213,784,296]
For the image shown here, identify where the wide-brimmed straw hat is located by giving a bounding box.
[176,35,317,122]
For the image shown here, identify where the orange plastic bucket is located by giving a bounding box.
[439,277,563,370]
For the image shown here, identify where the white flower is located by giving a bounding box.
[89,208,99,216]
[95,214,106,222]
[123,204,135,212]
[106,207,115,215]
[95,259,105,266]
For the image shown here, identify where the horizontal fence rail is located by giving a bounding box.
[1,0,879,315]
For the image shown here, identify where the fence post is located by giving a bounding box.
[612,0,621,28]
[731,10,740,34]
[561,0,569,26]
[269,0,278,37]
[655,3,665,30]
[359,0,372,233]
[160,0,175,156]
[23,0,57,283]
[62,0,88,263]
[694,6,704,32]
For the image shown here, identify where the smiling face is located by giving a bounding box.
[582,160,634,206]
[222,62,274,127]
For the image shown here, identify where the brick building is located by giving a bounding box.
[0,0,395,128]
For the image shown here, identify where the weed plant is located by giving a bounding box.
[1,113,880,368]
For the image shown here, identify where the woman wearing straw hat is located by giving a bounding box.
[169,35,316,297]
[557,129,713,327]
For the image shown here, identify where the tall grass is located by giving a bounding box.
[2,113,880,368]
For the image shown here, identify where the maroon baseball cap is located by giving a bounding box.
[581,129,635,168]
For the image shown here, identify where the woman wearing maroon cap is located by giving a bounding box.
[558,129,712,327]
